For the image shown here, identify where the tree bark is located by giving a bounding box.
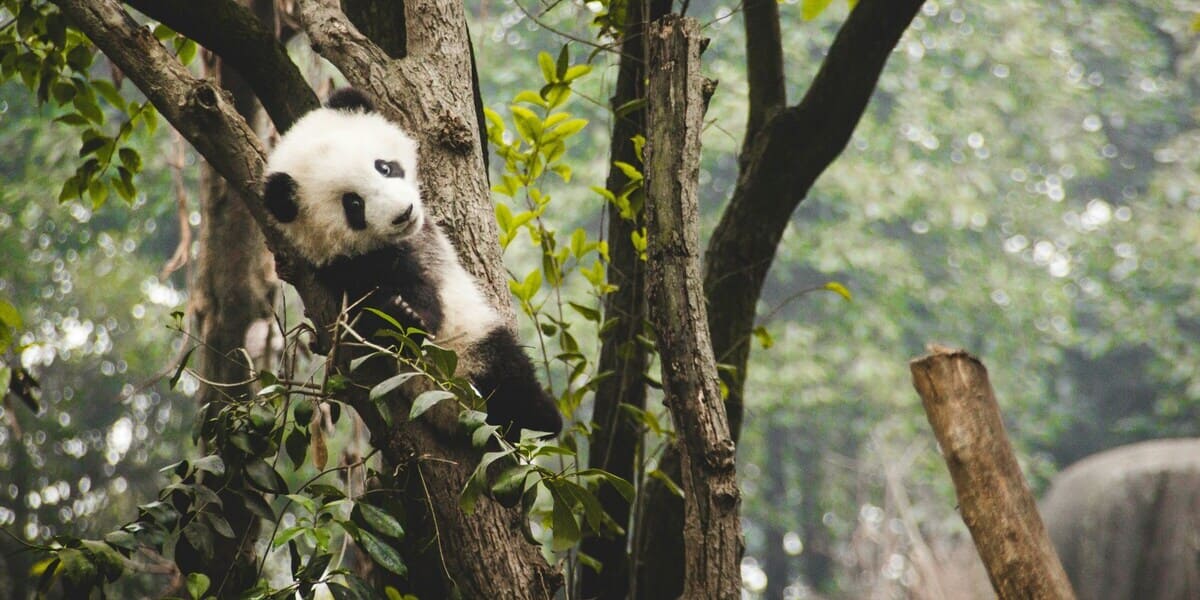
[581,1,669,597]
[53,0,558,596]
[644,16,742,599]
[636,2,925,593]
[910,346,1076,600]
[123,0,317,132]
[177,12,281,590]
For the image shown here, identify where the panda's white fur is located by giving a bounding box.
[267,108,425,266]
[263,89,561,436]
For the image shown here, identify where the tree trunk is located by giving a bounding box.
[581,0,669,597]
[179,2,280,591]
[298,2,560,596]
[763,419,789,598]
[910,346,1076,600]
[644,16,742,599]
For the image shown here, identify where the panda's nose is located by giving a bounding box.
[392,204,413,225]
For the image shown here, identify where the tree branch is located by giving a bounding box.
[644,16,742,599]
[704,0,925,440]
[742,0,786,150]
[910,346,1076,600]
[124,0,318,132]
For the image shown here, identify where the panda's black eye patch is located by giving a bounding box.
[374,159,405,179]
[342,192,367,230]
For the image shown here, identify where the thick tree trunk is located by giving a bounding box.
[644,16,742,599]
[910,346,1075,600]
[55,0,558,595]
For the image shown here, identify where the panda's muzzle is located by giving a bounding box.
[392,204,413,225]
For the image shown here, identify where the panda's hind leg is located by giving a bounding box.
[469,328,563,438]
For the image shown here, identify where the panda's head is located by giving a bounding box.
[263,88,424,265]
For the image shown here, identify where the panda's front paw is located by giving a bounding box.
[389,294,434,339]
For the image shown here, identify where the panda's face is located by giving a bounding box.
[264,105,424,265]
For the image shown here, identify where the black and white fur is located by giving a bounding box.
[263,89,562,437]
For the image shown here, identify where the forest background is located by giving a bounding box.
[0,0,1198,598]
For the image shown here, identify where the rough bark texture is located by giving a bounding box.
[644,16,742,600]
[910,346,1075,600]
[581,1,669,596]
[54,0,558,596]
[1041,439,1200,600]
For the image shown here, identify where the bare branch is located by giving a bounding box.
[124,0,318,131]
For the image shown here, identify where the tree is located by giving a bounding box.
[2,0,927,596]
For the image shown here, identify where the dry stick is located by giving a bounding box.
[910,345,1076,600]
[644,15,742,600]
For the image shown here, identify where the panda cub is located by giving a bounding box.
[263,88,562,437]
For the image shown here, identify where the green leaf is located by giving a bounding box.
[92,79,125,110]
[0,300,20,353]
[537,51,556,83]
[823,281,853,301]
[54,113,88,127]
[192,455,225,476]
[649,469,684,498]
[66,45,93,72]
[245,460,288,494]
[410,390,455,420]
[357,503,405,540]
[555,44,570,79]
[169,346,196,389]
[613,160,643,182]
[753,326,774,350]
[78,135,107,157]
[73,94,104,124]
[490,464,534,506]
[510,105,542,142]
[614,98,646,118]
[514,90,549,108]
[238,490,275,521]
[357,529,407,577]
[118,147,142,172]
[285,428,308,467]
[548,485,581,551]
[568,302,601,323]
[186,572,210,600]
[176,38,198,65]
[204,511,236,538]
[369,372,420,401]
[802,0,835,20]
[563,64,592,82]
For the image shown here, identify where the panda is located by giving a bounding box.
[262,88,562,438]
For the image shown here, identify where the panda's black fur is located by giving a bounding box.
[263,88,562,437]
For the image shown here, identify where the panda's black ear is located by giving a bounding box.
[264,172,299,223]
[326,88,375,113]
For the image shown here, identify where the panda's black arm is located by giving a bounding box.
[317,249,444,340]
[470,328,562,438]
